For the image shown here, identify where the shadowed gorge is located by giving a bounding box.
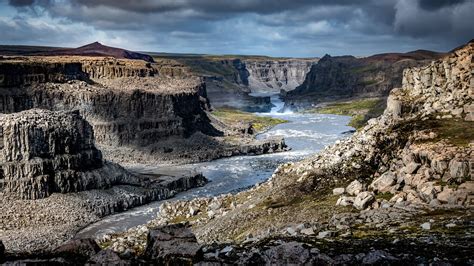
[0,1,473,263]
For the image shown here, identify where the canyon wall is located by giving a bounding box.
[0,109,133,199]
[244,59,314,94]
[284,51,445,109]
[177,57,316,110]
[0,57,218,150]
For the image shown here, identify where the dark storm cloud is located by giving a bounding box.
[8,0,34,7]
[418,0,466,10]
[1,0,473,56]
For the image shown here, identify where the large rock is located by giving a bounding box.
[448,160,470,180]
[144,224,202,264]
[353,192,375,210]
[86,249,125,265]
[346,180,364,196]
[369,172,396,192]
[0,109,134,199]
[53,238,100,261]
[263,242,311,264]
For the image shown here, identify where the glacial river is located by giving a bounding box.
[75,95,353,238]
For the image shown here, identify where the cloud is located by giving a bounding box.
[1,0,473,56]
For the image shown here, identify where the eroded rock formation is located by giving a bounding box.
[0,57,225,162]
[245,59,315,94]
[0,109,132,199]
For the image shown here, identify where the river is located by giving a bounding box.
[75,95,353,238]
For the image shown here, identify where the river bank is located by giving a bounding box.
[0,171,207,256]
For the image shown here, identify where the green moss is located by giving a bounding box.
[306,98,386,129]
[417,119,474,147]
[358,80,378,86]
[349,65,377,74]
[375,192,394,201]
[213,108,288,132]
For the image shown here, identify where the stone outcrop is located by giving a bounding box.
[0,109,133,199]
[144,224,202,264]
[284,50,445,109]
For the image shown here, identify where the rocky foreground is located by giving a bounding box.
[76,41,474,264]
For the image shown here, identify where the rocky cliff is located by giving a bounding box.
[0,109,133,199]
[0,56,286,165]
[245,59,314,94]
[0,57,222,160]
[284,50,445,109]
[170,56,316,110]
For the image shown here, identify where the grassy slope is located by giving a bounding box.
[307,98,386,129]
[212,108,287,132]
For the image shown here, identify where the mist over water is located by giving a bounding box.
[75,96,353,238]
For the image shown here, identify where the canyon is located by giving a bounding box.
[94,40,473,264]
[155,55,317,111]
[0,39,472,265]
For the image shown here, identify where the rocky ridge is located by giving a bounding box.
[284,50,445,110]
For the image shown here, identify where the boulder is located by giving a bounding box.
[353,192,375,210]
[448,160,470,180]
[369,172,396,192]
[362,250,398,264]
[437,187,469,205]
[53,238,101,261]
[332,187,345,195]
[346,180,364,196]
[0,109,134,199]
[144,224,202,264]
[418,182,438,202]
[336,196,355,207]
[402,162,421,175]
[86,250,125,265]
[386,95,402,119]
[263,242,311,264]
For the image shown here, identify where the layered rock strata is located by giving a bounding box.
[0,56,283,164]
[245,59,315,94]
[0,109,133,199]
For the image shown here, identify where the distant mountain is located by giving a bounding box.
[0,42,155,63]
[48,42,155,62]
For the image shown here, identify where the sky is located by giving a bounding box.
[0,0,473,57]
